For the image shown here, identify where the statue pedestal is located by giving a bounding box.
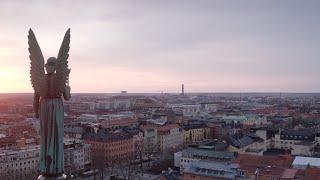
[37,174,66,180]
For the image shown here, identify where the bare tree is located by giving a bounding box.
[91,149,106,180]
[134,138,144,170]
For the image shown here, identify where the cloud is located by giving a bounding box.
[0,0,319,92]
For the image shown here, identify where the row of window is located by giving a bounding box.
[281,135,310,139]
[0,159,39,169]
[280,141,294,144]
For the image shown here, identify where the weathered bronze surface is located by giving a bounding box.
[28,29,71,179]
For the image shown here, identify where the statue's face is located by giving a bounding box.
[45,57,57,74]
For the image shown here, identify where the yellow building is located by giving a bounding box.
[183,123,211,145]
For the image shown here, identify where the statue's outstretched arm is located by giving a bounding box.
[33,93,40,118]
[63,85,71,101]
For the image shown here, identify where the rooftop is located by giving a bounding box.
[182,147,235,161]
[281,168,299,179]
[183,160,238,179]
[228,134,263,148]
[235,154,293,168]
[281,129,315,137]
[293,156,320,168]
[304,167,320,179]
[83,127,133,142]
[182,122,207,131]
[157,124,180,132]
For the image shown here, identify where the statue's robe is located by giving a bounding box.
[36,74,70,176]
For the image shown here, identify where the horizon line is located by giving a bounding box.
[1,91,320,94]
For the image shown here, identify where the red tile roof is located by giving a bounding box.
[235,154,293,167]
[236,154,294,176]
[157,124,180,132]
[304,168,320,180]
[281,168,299,179]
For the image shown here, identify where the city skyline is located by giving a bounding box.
[0,0,320,93]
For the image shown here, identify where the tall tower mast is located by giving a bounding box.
[182,84,185,96]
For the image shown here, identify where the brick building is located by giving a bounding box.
[83,127,134,167]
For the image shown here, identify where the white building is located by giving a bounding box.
[174,151,182,167]
[77,114,98,123]
[113,98,132,110]
[174,147,235,172]
[292,156,320,169]
[0,139,92,180]
[200,103,219,113]
[96,101,112,110]
[157,124,183,153]
[0,145,40,180]
[274,129,316,156]
[170,104,201,117]
[222,115,267,126]
[64,139,91,175]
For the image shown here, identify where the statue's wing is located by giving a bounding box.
[28,29,47,97]
[55,28,71,94]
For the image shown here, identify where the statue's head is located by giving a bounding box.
[45,57,57,74]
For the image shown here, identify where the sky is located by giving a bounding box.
[0,0,319,93]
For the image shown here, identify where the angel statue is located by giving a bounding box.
[28,29,71,179]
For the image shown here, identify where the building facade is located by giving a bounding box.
[157,124,183,153]
[64,139,91,175]
[275,129,317,156]
[175,147,235,172]
[183,123,211,145]
[83,127,134,167]
[0,145,40,180]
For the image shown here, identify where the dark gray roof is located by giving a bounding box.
[182,147,235,161]
[183,122,207,131]
[280,129,315,141]
[183,160,238,179]
[281,129,314,137]
[83,127,133,142]
[228,134,263,148]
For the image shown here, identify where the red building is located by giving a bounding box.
[83,128,134,167]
